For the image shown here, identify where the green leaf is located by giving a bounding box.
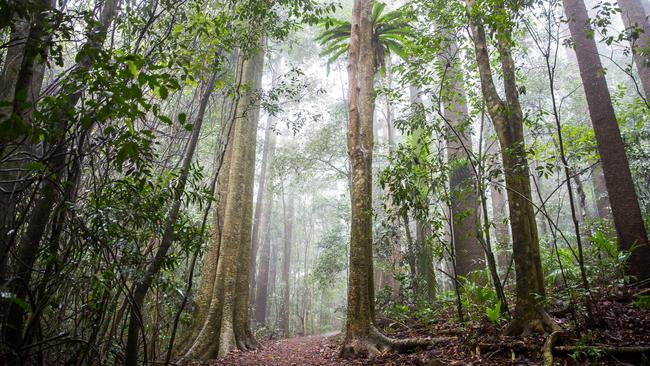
[127,61,138,78]
[486,301,501,323]
[125,119,134,135]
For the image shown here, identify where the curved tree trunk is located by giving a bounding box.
[467,0,558,335]
[563,0,650,281]
[125,54,219,366]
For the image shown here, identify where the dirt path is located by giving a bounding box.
[194,333,344,366]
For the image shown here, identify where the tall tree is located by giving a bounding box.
[340,0,382,355]
[2,1,119,359]
[250,63,280,309]
[439,35,484,278]
[617,0,650,97]
[466,0,558,334]
[253,118,278,324]
[279,187,294,337]
[340,0,428,357]
[180,44,265,360]
[563,0,650,280]
[124,56,217,366]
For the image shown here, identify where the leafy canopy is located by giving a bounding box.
[315,2,414,71]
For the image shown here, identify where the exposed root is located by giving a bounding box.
[542,330,564,366]
[340,326,444,359]
[504,307,561,336]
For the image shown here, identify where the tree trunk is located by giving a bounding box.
[0,0,52,284]
[563,0,650,281]
[180,44,265,361]
[279,189,294,337]
[573,171,589,225]
[487,137,511,273]
[416,220,436,302]
[467,0,558,335]
[591,163,611,220]
[439,36,484,278]
[382,56,401,301]
[617,0,650,97]
[177,100,236,353]
[267,235,278,325]
[124,55,218,366]
[253,122,277,325]
[341,0,402,357]
[250,63,280,308]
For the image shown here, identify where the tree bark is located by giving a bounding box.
[487,137,511,273]
[180,44,265,361]
[279,188,294,337]
[339,0,429,357]
[563,0,650,281]
[125,54,218,366]
[382,59,401,302]
[591,163,611,220]
[253,121,277,325]
[439,36,484,278]
[416,220,436,302]
[249,64,280,308]
[467,0,558,335]
[0,0,52,285]
[617,0,650,97]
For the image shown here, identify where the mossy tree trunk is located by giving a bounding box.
[341,0,428,357]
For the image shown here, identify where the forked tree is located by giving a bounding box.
[466,0,559,335]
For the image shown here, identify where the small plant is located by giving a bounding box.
[485,301,501,323]
[634,294,650,310]
[569,343,603,363]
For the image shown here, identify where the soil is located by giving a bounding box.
[192,286,650,365]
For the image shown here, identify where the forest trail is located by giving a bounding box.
[194,333,343,366]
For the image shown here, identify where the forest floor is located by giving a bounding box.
[193,286,650,365]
